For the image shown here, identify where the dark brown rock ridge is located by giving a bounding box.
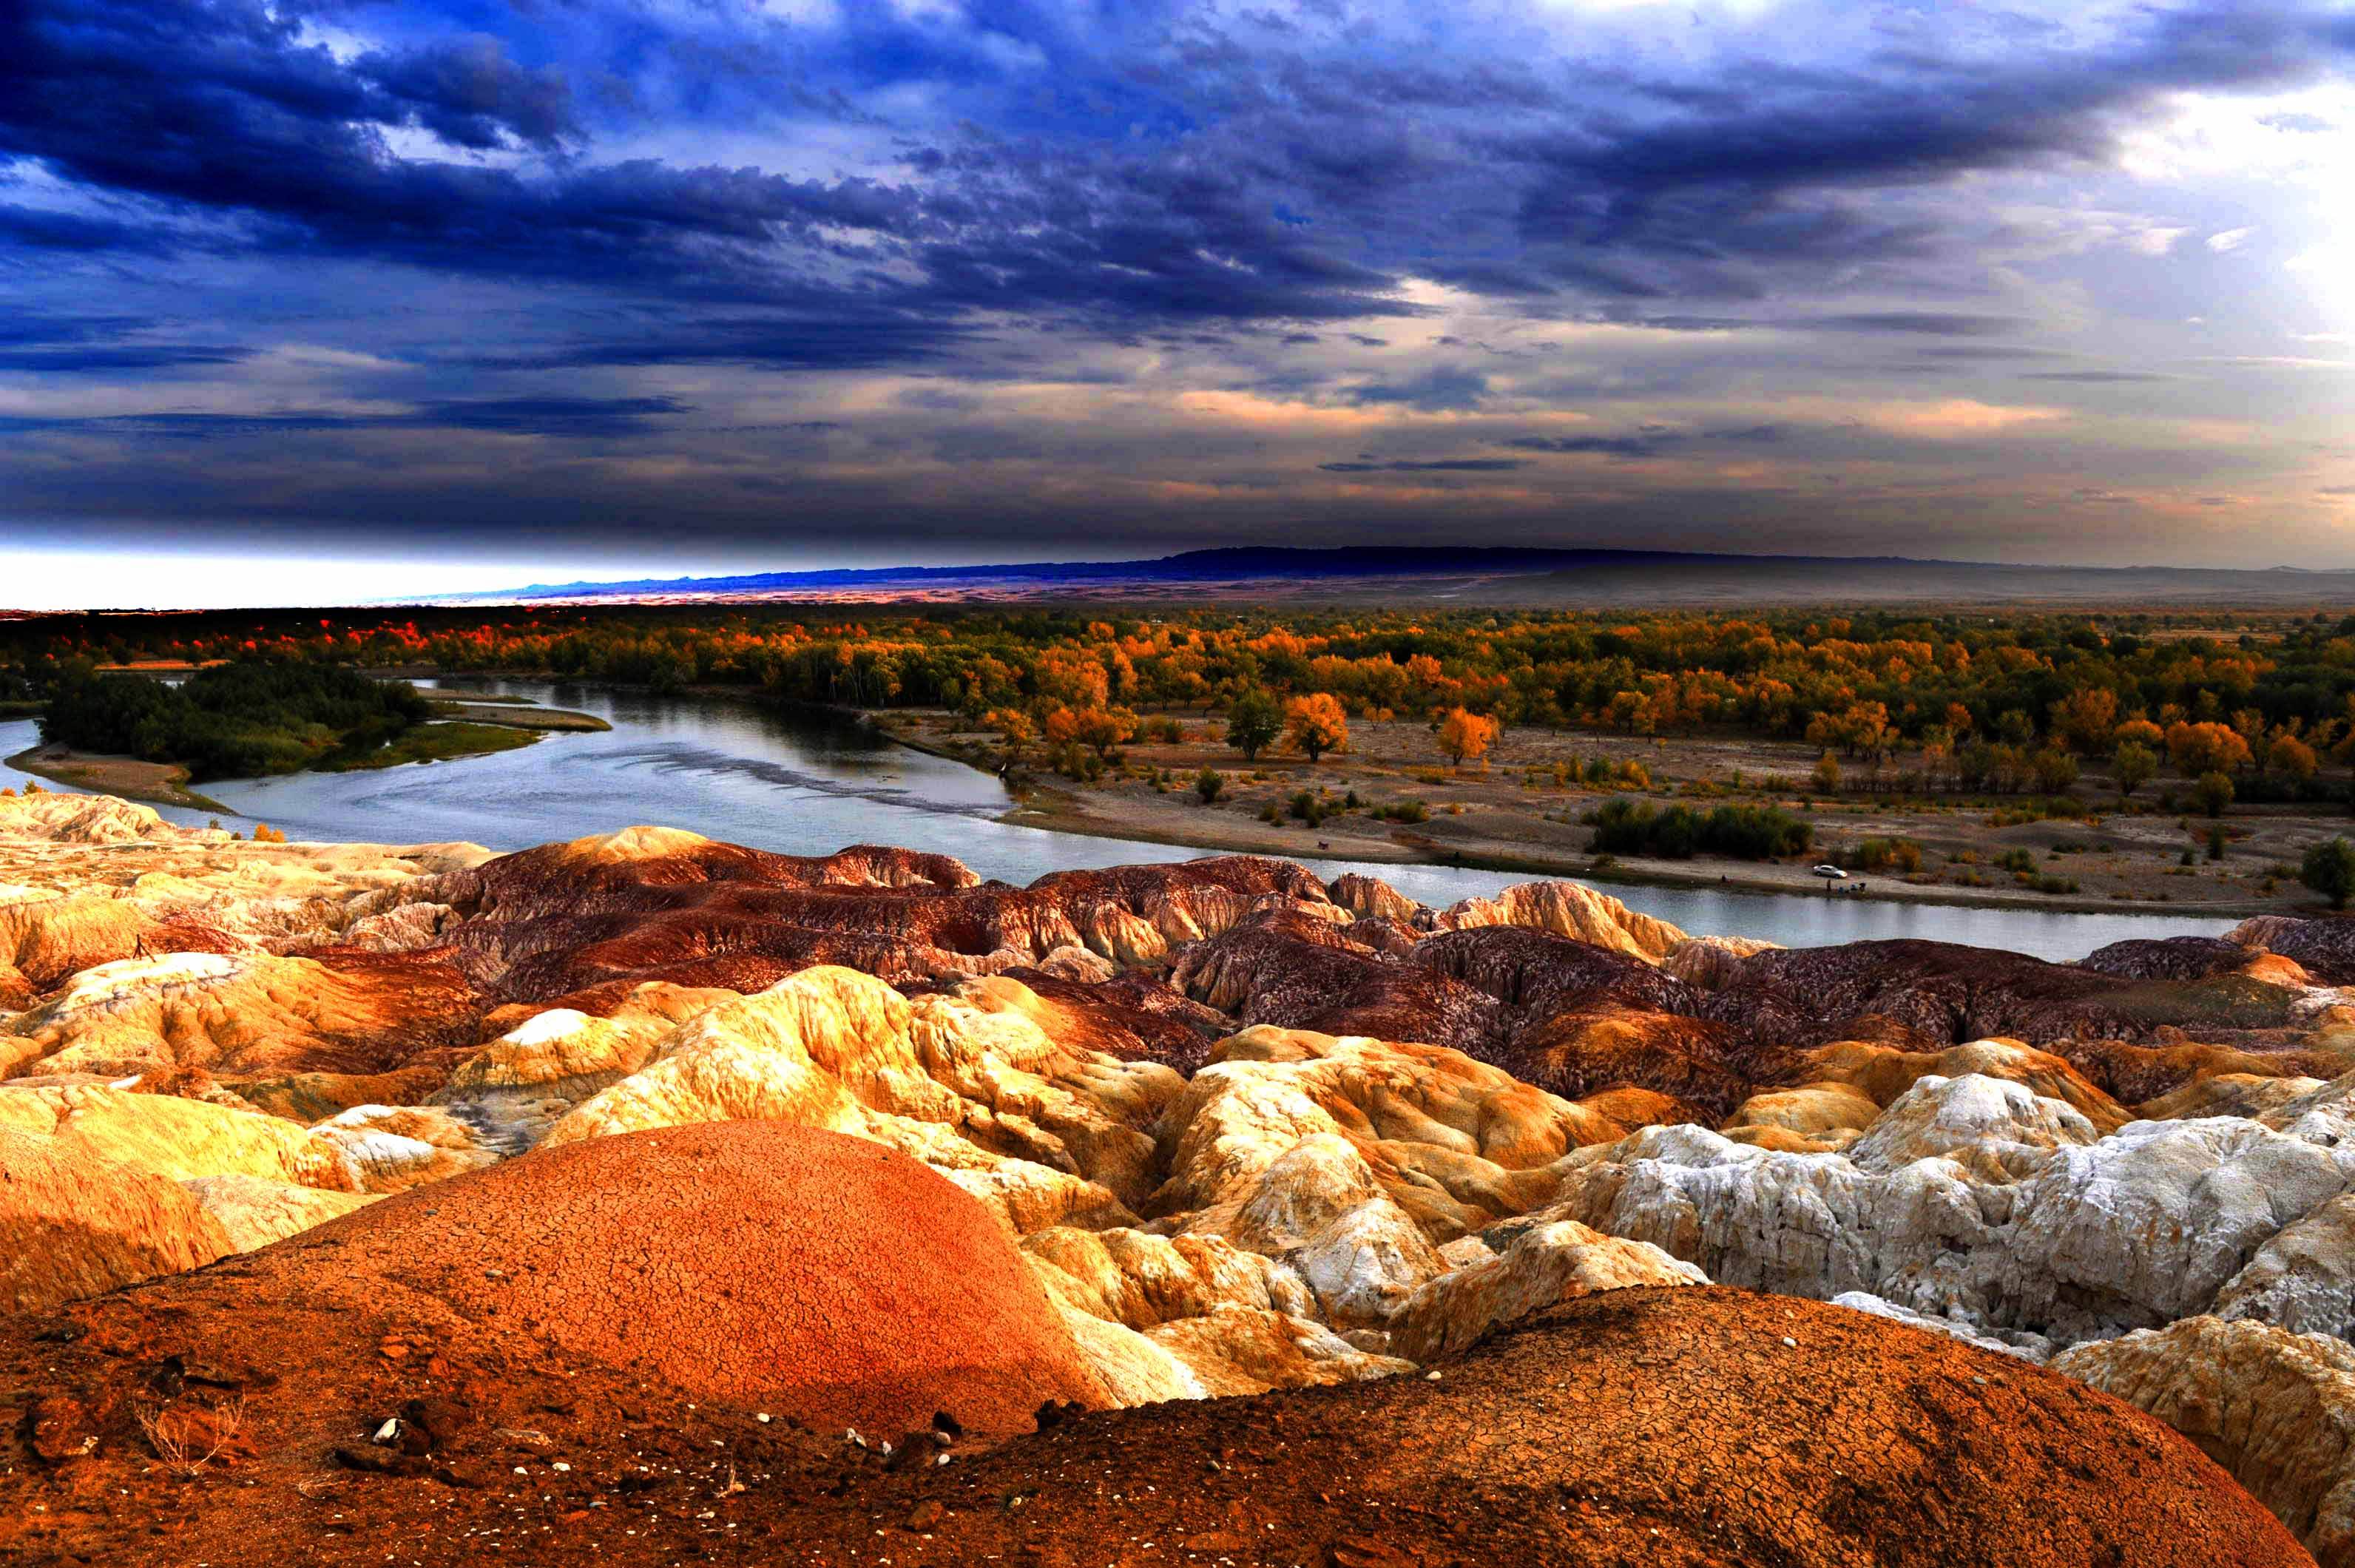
[0,1284,2308,1567]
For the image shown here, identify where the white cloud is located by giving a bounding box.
[2206,227,2256,253]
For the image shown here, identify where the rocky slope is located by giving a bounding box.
[5,791,2355,1562]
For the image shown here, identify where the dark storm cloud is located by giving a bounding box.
[0,395,691,438]
[0,0,925,290]
[1503,425,1787,460]
[1508,6,2355,267]
[0,203,183,253]
[460,317,973,371]
[1913,345,2078,362]
[1317,458,1525,473]
[354,33,578,150]
[6,0,2348,339]
[1502,434,1672,459]
[0,345,253,371]
[1809,314,2033,337]
[3,0,2353,570]
[2021,371,2177,383]
[0,312,254,371]
[1341,368,1490,411]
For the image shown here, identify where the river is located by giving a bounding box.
[1,679,2243,962]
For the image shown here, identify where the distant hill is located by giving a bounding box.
[445,546,2355,609]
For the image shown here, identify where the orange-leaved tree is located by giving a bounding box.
[1284,693,1349,762]
[1072,706,1138,759]
[983,707,1035,762]
[1436,707,1496,768]
[2166,720,2252,778]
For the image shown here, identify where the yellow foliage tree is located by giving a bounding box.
[1072,706,1138,759]
[1283,692,1349,762]
[1436,707,1496,768]
[982,708,1035,762]
[2166,720,2252,777]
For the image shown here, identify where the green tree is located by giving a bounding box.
[2112,740,2157,799]
[2301,837,2355,909]
[2031,748,2079,794]
[1226,689,1281,761]
[1194,767,1224,805]
[2196,769,2235,818]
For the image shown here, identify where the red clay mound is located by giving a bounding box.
[36,1122,1106,1441]
[313,1123,1110,1433]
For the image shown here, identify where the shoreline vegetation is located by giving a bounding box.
[839,700,2315,919]
[5,602,2355,917]
[7,663,609,810]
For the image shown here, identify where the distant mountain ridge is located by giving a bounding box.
[478,546,2081,600]
[450,545,2355,609]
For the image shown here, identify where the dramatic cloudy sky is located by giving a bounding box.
[5,0,2355,603]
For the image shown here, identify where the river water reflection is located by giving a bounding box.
[1,680,2240,962]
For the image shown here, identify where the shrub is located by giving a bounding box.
[2196,770,2235,818]
[2112,740,2157,798]
[1372,798,1430,824]
[2269,734,2319,782]
[1194,768,1224,805]
[1584,800,1811,859]
[2300,837,2355,909]
[1844,837,1924,873]
[2031,748,2079,794]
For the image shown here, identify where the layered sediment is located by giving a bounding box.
[4,791,2352,1564]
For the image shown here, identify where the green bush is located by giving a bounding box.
[2196,770,2234,818]
[1584,800,1811,859]
[2300,837,2355,909]
[1843,837,1924,873]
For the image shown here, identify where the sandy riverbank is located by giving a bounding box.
[2,742,232,812]
[428,700,612,731]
